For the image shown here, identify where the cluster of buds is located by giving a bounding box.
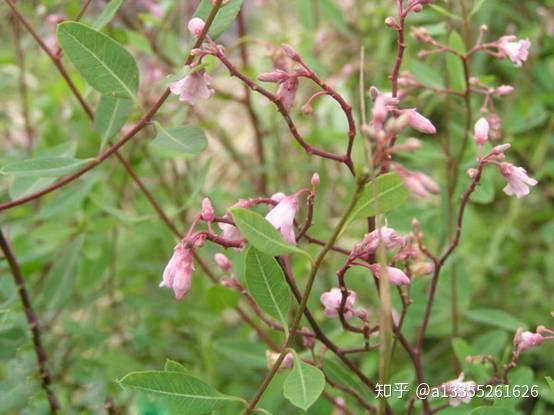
[512,326,554,359]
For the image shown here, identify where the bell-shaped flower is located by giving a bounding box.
[498,36,531,67]
[160,244,194,300]
[320,288,357,320]
[513,328,544,357]
[368,264,411,286]
[498,162,537,198]
[169,69,214,105]
[265,195,298,244]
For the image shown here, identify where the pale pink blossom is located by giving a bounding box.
[265,195,298,244]
[214,253,232,272]
[169,70,214,105]
[187,17,205,37]
[438,373,476,407]
[474,117,489,145]
[498,36,531,67]
[278,76,299,111]
[495,85,514,96]
[311,172,320,187]
[498,162,537,198]
[353,227,403,259]
[218,222,242,242]
[368,264,411,286]
[201,198,215,222]
[404,109,437,134]
[392,164,440,199]
[372,95,388,127]
[257,70,290,83]
[320,288,357,320]
[160,244,194,300]
[513,328,544,356]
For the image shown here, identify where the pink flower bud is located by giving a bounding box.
[257,70,290,83]
[266,351,293,369]
[495,85,514,96]
[492,143,511,154]
[368,264,411,286]
[405,109,437,134]
[201,197,215,222]
[320,288,357,320]
[372,95,388,126]
[282,44,301,61]
[187,17,206,37]
[473,117,489,145]
[160,245,194,300]
[311,172,320,187]
[278,76,299,111]
[214,253,232,271]
[385,16,396,27]
[467,168,478,179]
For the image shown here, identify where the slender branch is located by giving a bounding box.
[0,230,59,413]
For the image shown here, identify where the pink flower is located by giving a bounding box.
[439,373,476,407]
[474,117,489,145]
[311,172,320,187]
[169,70,214,105]
[218,222,242,242]
[392,164,440,199]
[320,288,357,320]
[258,71,299,111]
[214,253,232,272]
[187,17,205,37]
[498,162,537,198]
[498,36,531,67]
[495,85,514,96]
[265,195,298,244]
[368,264,411,286]
[513,328,544,356]
[353,227,403,259]
[372,95,388,129]
[160,244,194,300]
[404,109,437,134]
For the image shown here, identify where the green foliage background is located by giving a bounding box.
[0,0,552,414]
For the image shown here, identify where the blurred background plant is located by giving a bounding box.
[0,0,552,414]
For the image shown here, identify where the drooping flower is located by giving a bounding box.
[368,264,411,286]
[201,198,215,222]
[438,373,476,407]
[187,17,205,37]
[473,118,489,145]
[265,195,298,244]
[392,164,440,199]
[498,162,538,198]
[495,85,514,96]
[169,69,214,105]
[513,328,544,357]
[160,244,194,300]
[404,109,437,134]
[258,71,299,111]
[218,222,242,242]
[498,36,531,67]
[320,288,357,320]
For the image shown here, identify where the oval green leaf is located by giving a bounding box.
[118,371,241,415]
[150,122,208,156]
[283,355,326,411]
[465,309,528,331]
[230,208,310,258]
[245,247,291,331]
[94,0,124,29]
[95,95,134,149]
[350,172,408,219]
[0,157,90,177]
[57,22,139,98]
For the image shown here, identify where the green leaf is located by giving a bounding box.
[194,0,244,39]
[206,285,239,312]
[118,371,241,415]
[150,122,208,156]
[446,31,466,92]
[230,208,310,258]
[470,408,516,415]
[430,5,461,20]
[0,157,90,177]
[38,236,85,310]
[93,0,124,29]
[38,178,95,219]
[164,360,188,373]
[95,96,133,148]
[57,22,139,99]
[9,177,56,199]
[283,355,326,411]
[244,247,291,331]
[350,173,408,219]
[465,309,528,331]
